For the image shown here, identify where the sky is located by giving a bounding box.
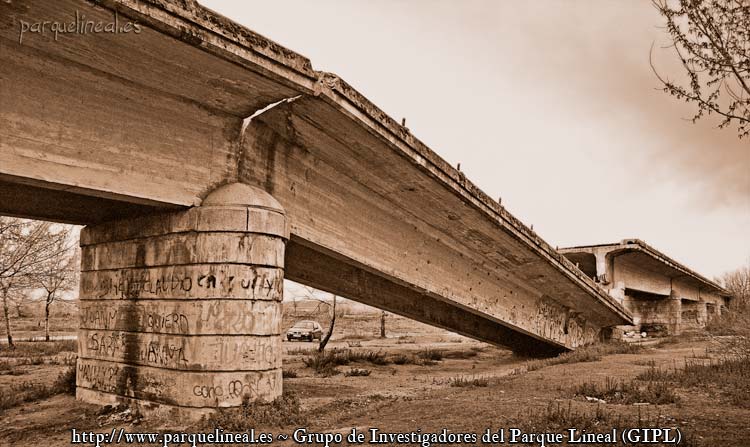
[202,0,749,280]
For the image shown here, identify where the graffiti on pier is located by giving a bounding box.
[80,266,283,301]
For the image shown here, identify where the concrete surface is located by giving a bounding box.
[76,183,287,416]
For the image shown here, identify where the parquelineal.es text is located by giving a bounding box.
[18,10,141,44]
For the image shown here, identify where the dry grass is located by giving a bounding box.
[202,392,307,430]
[516,342,648,374]
[705,310,750,337]
[442,349,479,359]
[572,376,678,405]
[448,375,490,388]
[0,366,76,412]
[303,349,390,376]
[636,354,750,408]
[0,340,77,358]
[286,347,316,356]
[282,369,298,379]
[344,368,371,377]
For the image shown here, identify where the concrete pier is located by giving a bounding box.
[76,183,287,416]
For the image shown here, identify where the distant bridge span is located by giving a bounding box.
[0,0,630,417]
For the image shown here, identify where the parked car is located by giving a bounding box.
[286,320,323,341]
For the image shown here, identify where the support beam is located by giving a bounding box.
[286,240,574,355]
[76,183,287,418]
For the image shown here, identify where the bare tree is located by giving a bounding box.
[289,284,339,352]
[8,290,31,318]
[651,0,750,138]
[318,294,336,352]
[35,231,77,341]
[291,295,298,317]
[380,310,387,338]
[722,263,750,310]
[0,218,73,348]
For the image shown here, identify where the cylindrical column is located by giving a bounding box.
[76,183,287,418]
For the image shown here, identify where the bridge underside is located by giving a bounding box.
[1,0,630,417]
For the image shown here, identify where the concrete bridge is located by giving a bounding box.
[1,0,630,417]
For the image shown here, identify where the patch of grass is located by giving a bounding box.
[302,349,389,375]
[396,336,415,344]
[572,376,678,405]
[448,375,490,387]
[202,391,307,430]
[0,340,77,358]
[349,350,390,365]
[302,350,346,376]
[669,355,750,408]
[442,349,478,359]
[416,348,444,361]
[518,342,648,373]
[0,366,76,412]
[634,361,674,381]
[522,401,614,431]
[344,368,371,377]
[286,347,316,356]
[705,311,750,337]
[631,349,750,409]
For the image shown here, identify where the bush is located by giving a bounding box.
[53,366,77,395]
[282,369,298,379]
[344,368,371,377]
[391,354,411,365]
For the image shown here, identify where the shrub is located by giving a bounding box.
[705,310,750,337]
[349,350,389,365]
[282,369,298,379]
[391,354,411,365]
[572,376,678,405]
[448,375,490,387]
[344,368,371,377]
[53,366,77,395]
[416,349,444,361]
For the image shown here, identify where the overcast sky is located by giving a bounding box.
[202,0,749,280]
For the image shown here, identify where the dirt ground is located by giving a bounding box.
[1,311,749,447]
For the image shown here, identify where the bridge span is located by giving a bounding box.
[0,0,631,417]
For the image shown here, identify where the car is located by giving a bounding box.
[286,320,323,341]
